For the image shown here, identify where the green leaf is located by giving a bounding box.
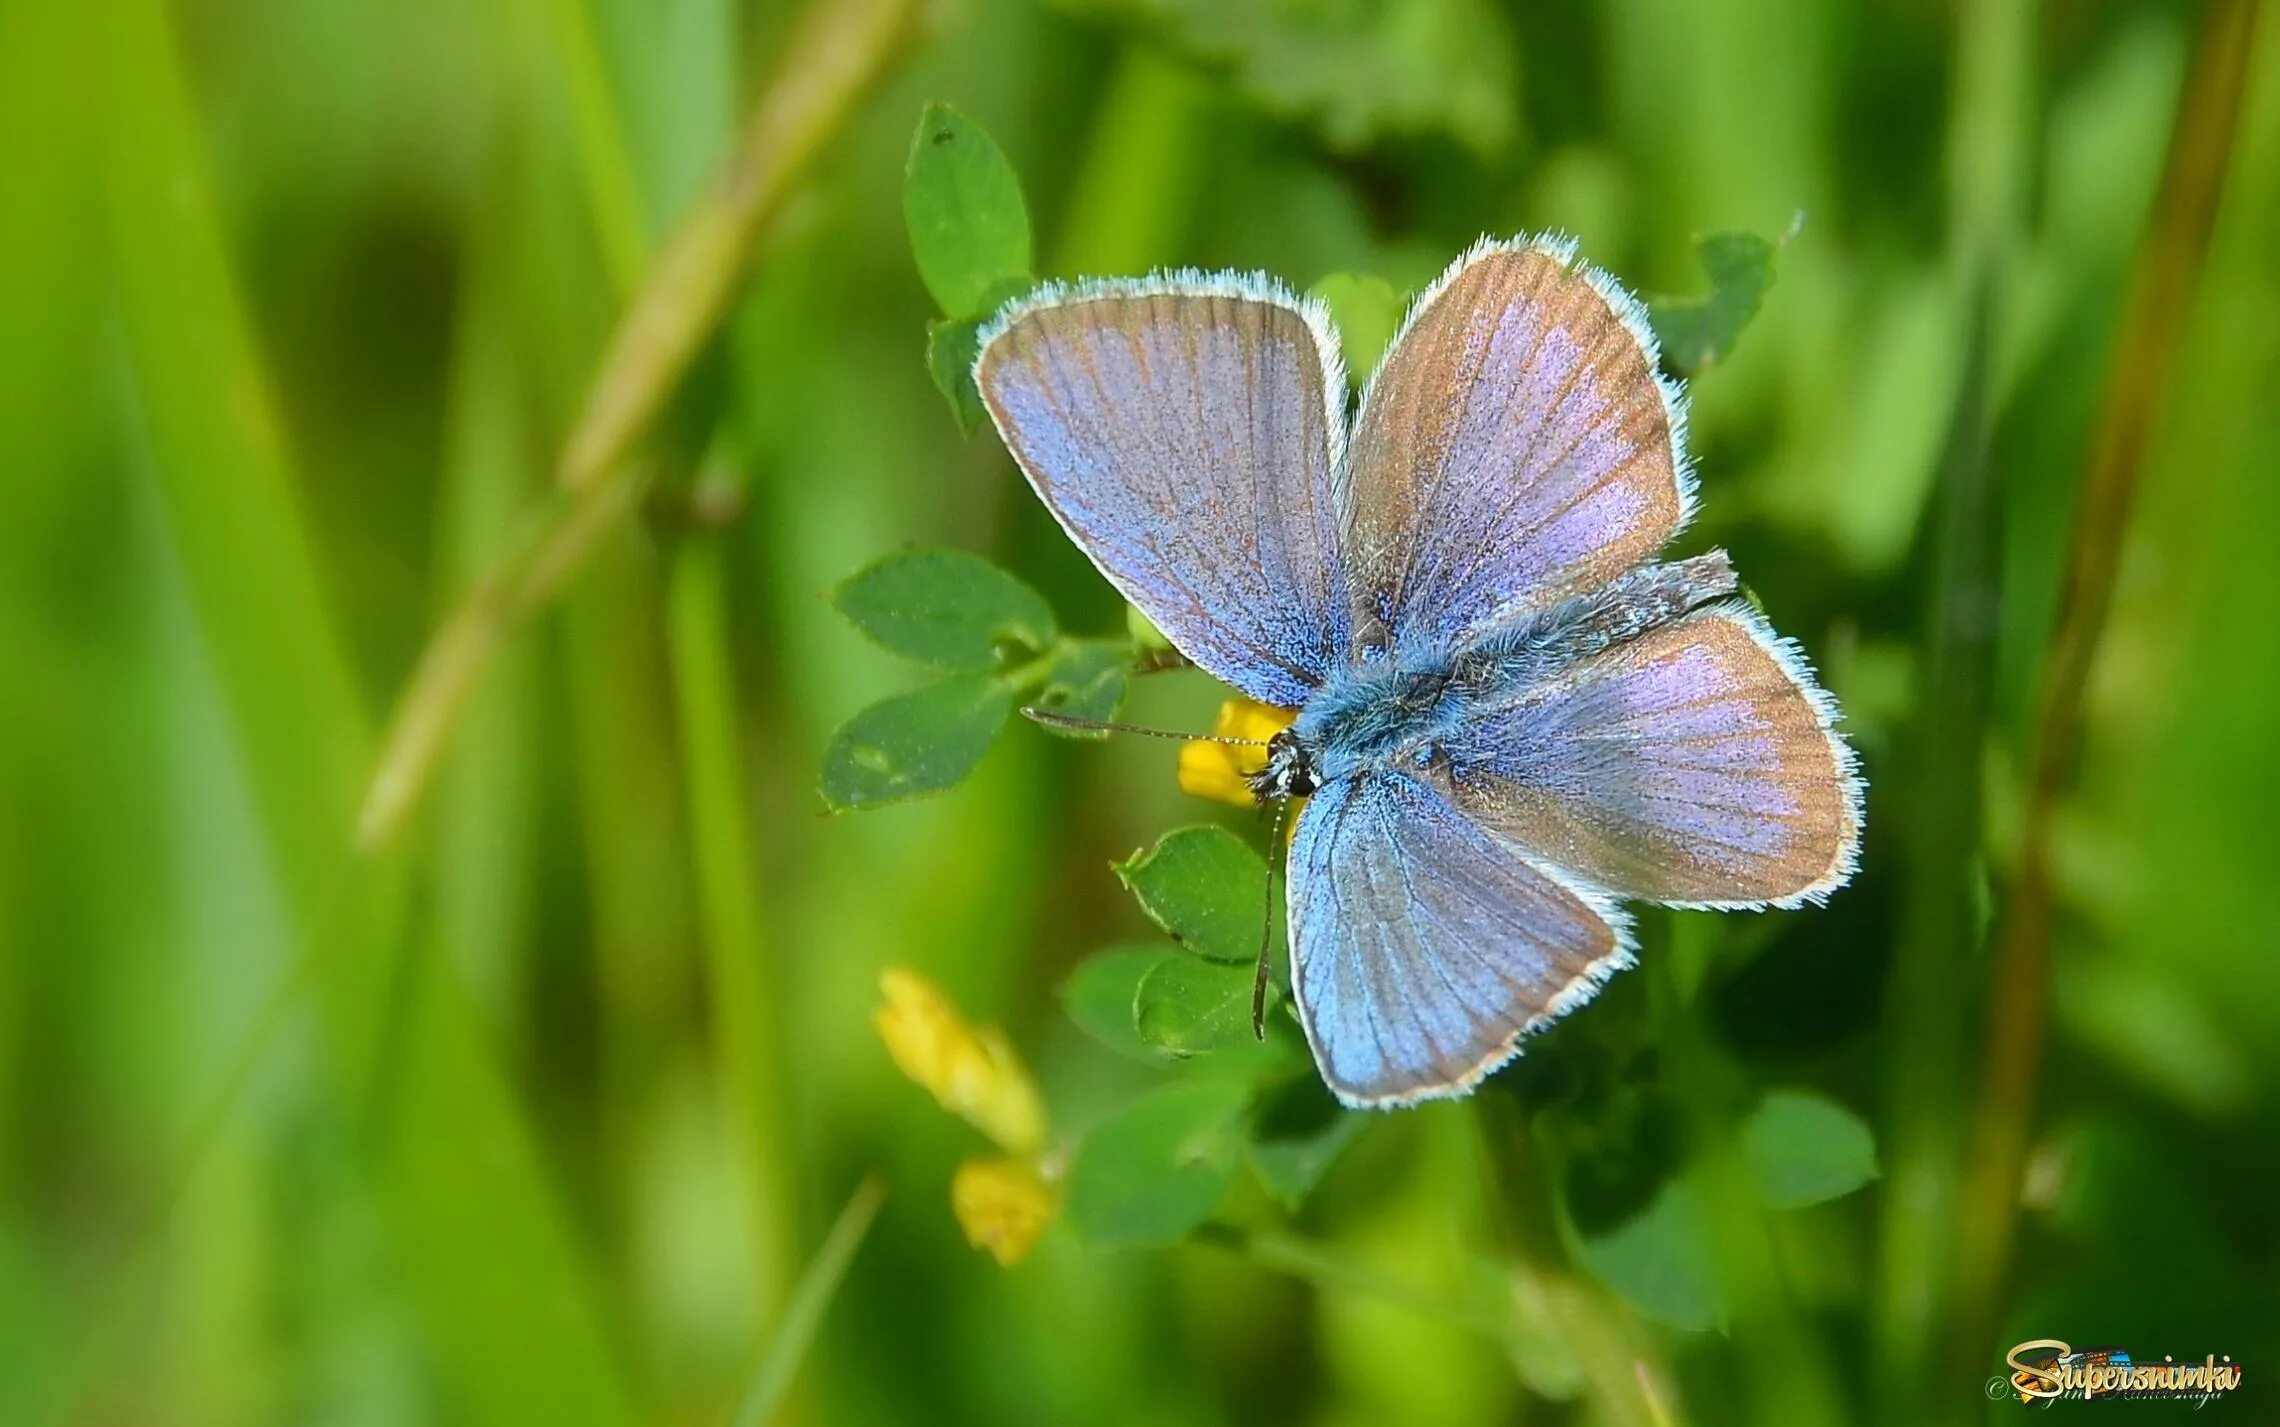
[1066,1077,1254,1246]
[904,102,1032,320]
[1062,944,1180,1063]
[1115,825,1271,964]
[1648,230,1783,377]
[1740,1089,1880,1209]
[1134,955,1258,1056]
[1057,0,1517,155]
[1309,272,1405,380]
[1029,641,1130,734]
[831,549,1056,671]
[1125,602,1173,654]
[819,675,1012,811]
[925,317,990,434]
[1569,1177,1723,1332]
[1247,1076,1365,1209]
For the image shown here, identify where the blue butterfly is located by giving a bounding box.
[975,235,1862,1108]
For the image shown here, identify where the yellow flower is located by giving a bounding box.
[874,971,1064,1267]
[1176,698,1296,807]
[873,968,1046,1156]
[951,1156,1057,1266]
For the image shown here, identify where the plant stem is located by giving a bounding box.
[99,10,640,1424]
[1948,0,2260,1379]
[358,469,655,848]
[540,0,801,1319]
[558,0,918,493]
[356,0,919,850]
[1872,0,2029,1413]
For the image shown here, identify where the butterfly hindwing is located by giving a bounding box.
[1287,769,1631,1108]
[1344,236,1691,654]
[1446,603,1861,908]
[974,277,1350,707]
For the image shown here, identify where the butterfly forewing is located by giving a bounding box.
[1288,770,1630,1107]
[1446,605,1861,908]
[974,279,1350,708]
[1345,237,1690,653]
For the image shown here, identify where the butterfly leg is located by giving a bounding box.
[1252,798,1291,1039]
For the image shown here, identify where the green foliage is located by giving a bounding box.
[1133,954,1260,1055]
[1247,1078,1365,1209]
[832,549,1057,671]
[1309,272,1406,380]
[904,102,1033,320]
[1568,1177,1723,1332]
[1031,640,1130,731]
[1063,944,1183,1063]
[1055,0,1518,155]
[1066,1076,1255,1246]
[1114,825,1273,964]
[1054,822,1356,1243]
[905,104,1037,431]
[1741,1089,1880,1209]
[102,12,642,1425]
[820,548,1135,808]
[819,674,1013,810]
[1649,230,1785,377]
[924,317,991,433]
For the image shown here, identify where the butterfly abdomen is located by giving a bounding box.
[1456,552,1739,687]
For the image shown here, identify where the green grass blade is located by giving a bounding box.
[726,1177,888,1427]
[101,6,644,1425]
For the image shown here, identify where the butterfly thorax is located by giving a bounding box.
[1284,552,1741,793]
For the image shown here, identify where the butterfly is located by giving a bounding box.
[973,235,1862,1109]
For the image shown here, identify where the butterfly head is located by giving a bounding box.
[1247,728,1319,804]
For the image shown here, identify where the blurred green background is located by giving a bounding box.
[2,0,2276,1423]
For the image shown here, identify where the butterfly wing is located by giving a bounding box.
[1287,768,1630,1107]
[975,277,1350,708]
[1446,604,1861,908]
[1344,236,1690,654]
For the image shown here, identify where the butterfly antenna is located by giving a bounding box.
[1252,799,1288,1040]
[1018,706,1263,745]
